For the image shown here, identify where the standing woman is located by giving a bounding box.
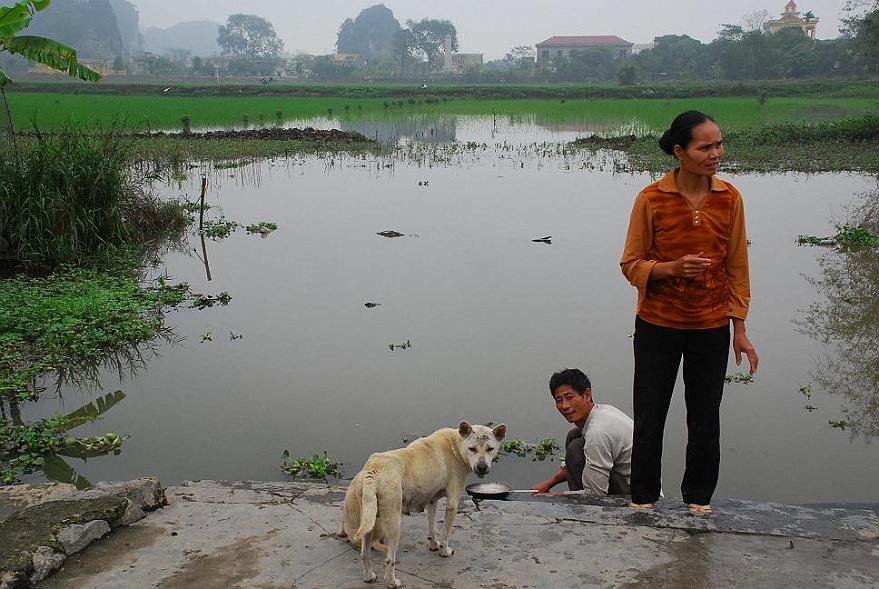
[620,110,759,513]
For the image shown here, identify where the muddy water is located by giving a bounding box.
[22,118,879,504]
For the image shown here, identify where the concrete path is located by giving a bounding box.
[2,479,878,589]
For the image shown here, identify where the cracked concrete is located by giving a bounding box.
[4,480,878,589]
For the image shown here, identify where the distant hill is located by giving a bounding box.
[27,0,125,58]
[142,20,223,57]
[109,0,141,53]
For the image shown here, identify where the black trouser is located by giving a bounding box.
[630,316,730,505]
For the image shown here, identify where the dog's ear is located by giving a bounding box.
[492,423,507,441]
[458,421,473,437]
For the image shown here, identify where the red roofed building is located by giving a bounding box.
[535,36,633,64]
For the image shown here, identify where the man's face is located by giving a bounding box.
[553,384,593,428]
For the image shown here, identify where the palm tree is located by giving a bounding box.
[1,1,101,142]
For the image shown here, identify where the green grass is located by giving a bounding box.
[0,128,194,270]
[0,129,133,269]
[8,91,878,134]
[7,93,393,131]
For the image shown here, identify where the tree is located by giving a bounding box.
[502,44,534,73]
[714,29,776,79]
[741,9,772,32]
[407,18,457,71]
[632,34,706,80]
[617,62,637,85]
[813,37,858,77]
[771,27,817,78]
[841,0,879,36]
[716,24,746,42]
[393,27,415,75]
[217,14,283,57]
[336,4,400,60]
[855,9,879,72]
[556,47,616,82]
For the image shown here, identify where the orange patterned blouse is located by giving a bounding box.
[620,169,751,330]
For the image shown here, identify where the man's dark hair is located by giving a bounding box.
[549,368,592,397]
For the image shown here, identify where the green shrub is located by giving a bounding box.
[0,129,134,271]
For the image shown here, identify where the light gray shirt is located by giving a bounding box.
[581,404,633,496]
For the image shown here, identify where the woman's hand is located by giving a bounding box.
[651,251,711,280]
[732,318,759,374]
[676,252,711,278]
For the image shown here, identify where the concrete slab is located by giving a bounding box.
[3,480,878,589]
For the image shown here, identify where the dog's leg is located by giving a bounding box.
[426,500,440,551]
[383,526,402,588]
[360,530,377,583]
[437,497,458,557]
[337,504,348,538]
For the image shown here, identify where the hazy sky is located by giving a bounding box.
[132,1,851,59]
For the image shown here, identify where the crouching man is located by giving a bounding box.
[532,368,633,495]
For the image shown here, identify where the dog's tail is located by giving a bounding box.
[352,468,379,544]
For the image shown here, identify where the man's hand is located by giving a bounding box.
[532,466,567,494]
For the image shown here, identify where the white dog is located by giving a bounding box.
[338,421,507,588]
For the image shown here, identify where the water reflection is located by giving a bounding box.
[6,328,178,488]
[341,115,459,144]
[797,183,879,438]
[3,390,127,489]
[290,114,610,145]
[52,337,172,395]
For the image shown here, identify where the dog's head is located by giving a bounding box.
[458,421,506,478]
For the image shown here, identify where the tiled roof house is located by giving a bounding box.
[535,36,633,64]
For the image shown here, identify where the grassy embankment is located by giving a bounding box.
[6,79,879,172]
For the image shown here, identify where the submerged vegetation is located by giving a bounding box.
[502,437,562,462]
[281,450,343,479]
[0,267,189,401]
[797,224,879,248]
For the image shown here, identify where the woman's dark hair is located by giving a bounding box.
[658,110,716,156]
[549,368,592,397]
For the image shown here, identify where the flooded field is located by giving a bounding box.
[20,117,879,504]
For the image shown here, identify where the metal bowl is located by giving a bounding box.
[465,482,513,499]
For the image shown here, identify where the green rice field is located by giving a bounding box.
[9,90,879,133]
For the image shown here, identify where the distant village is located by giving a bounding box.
[25,1,826,81]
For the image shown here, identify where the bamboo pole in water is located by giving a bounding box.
[199,175,212,281]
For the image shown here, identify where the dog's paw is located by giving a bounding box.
[363,571,377,583]
[439,546,454,557]
[428,538,439,551]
